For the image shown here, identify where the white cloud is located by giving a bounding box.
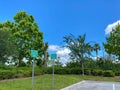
[48,45,71,54]
[56,47,71,66]
[57,47,71,56]
[105,20,120,34]
[48,45,61,51]
[48,45,71,65]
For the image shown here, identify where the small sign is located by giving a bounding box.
[51,54,57,60]
[31,50,38,58]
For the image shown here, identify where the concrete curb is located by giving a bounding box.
[60,80,85,90]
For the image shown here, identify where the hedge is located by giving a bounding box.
[103,70,115,77]
[0,67,117,80]
[0,70,16,79]
[91,69,103,76]
[46,67,115,77]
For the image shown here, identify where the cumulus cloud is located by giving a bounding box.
[48,45,71,54]
[57,48,71,56]
[48,45,71,65]
[48,45,61,51]
[105,20,120,34]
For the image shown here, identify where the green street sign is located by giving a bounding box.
[31,50,38,58]
[51,54,57,60]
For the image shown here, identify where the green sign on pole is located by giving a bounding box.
[51,54,57,60]
[31,50,38,58]
[50,54,57,89]
[31,50,38,90]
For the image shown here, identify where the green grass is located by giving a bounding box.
[0,74,119,90]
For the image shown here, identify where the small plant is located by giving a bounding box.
[103,70,115,77]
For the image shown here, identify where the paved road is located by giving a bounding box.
[61,80,120,90]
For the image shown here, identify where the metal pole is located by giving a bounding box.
[32,59,34,90]
[52,60,54,90]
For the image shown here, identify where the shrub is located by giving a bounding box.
[45,67,82,75]
[113,70,120,76]
[113,69,120,76]
[69,68,82,74]
[34,67,44,75]
[84,69,91,75]
[103,70,115,77]
[0,66,46,80]
[0,70,16,79]
[19,70,31,77]
[54,68,67,74]
[46,67,53,74]
[91,69,103,76]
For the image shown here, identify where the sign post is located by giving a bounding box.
[51,54,57,90]
[31,50,38,90]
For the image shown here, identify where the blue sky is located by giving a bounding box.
[0,0,120,44]
[0,0,120,62]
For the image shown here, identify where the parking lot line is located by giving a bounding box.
[113,84,115,90]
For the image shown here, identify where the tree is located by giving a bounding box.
[43,42,49,67]
[103,24,120,60]
[0,30,17,64]
[93,43,100,60]
[63,34,93,76]
[13,11,47,65]
[1,11,47,66]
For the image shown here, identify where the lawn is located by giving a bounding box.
[0,74,120,90]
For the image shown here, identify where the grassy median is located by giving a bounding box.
[0,74,119,90]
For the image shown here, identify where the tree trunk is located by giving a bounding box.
[96,50,98,60]
[18,56,23,66]
[44,52,47,67]
[18,59,22,66]
[82,59,84,76]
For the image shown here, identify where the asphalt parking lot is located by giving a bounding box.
[61,80,120,90]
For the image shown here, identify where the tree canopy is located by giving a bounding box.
[63,34,94,76]
[103,24,120,60]
[93,43,100,60]
[0,11,48,66]
[0,30,17,64]
[63,34,93,60]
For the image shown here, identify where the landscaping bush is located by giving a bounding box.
[0,65,117,80]
[0,70,16,79]
[103,70,115,77]
[113,70,120,76]
[54,67,67,74]
[84,69,91,75]
[34,67,44,75]
[46,67,82,75]
[17,70,31,77]
[91,69,103,76]
[69,68,82,74]
[46,67,53,74]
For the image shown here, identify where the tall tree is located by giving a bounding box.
[1,11,47,66]
[93,43,100,60]
[13,11,46,65]
[0,30,17,64]
[63,34,93,76]
[103,24,120,60]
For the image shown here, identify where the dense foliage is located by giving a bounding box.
[1,11,120,80]
[63,34,100,76]
[103,24,120,59]
[0,11,48,66]
[0,30,17,64]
